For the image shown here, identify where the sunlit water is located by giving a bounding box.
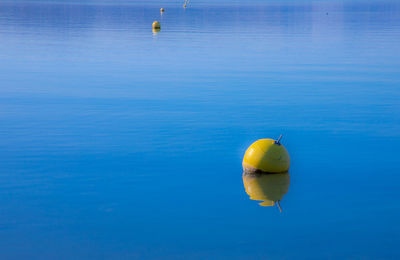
[1,0,400,259]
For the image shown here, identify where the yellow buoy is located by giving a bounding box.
[152,21,161,29]
[242,135,290,173]
[243,171,290,211]
[160,8,165,13]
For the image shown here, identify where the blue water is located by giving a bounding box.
[1,0,400,259]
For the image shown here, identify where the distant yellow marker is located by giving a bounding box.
[242,135,290,173]
[152,21,161,29]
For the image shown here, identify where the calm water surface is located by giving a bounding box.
[1,0,400,259]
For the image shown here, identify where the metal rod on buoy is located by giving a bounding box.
[275,134,283,145]
[276,201,282,213]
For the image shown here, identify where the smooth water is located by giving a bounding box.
[1,1,400,259]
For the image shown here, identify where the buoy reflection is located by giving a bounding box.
[243,170,290,211]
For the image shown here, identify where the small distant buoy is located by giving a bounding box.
[160,8,165,13]
[152,21,161,29]
[242,135,290,173]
